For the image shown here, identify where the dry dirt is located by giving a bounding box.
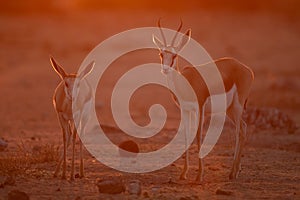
[0,6,299,200]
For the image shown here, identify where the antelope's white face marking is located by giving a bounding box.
[63,75,78,101]
[159,47,178,75]
[153,20,191,75]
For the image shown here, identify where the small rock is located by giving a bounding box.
[0,177,5,188]
[96,179,125,194]
[5,176,15,186]
[208,166,219,171]
[167,177,174,184]
[118,140,139,157]
[8,190,30,200]
[179,197,192,200]
[0,176,15,188]
[0,138,7,151]
[216,188,233,196]
[127,180,141,195]
[75,173,80,179]
[143,191,150,198]
[32,145,41,154]
[151,186,160,194]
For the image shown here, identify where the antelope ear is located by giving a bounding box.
[50,56,66,80]
[78,61,95,80]
[175,29,191,52]
[152,34,165,50]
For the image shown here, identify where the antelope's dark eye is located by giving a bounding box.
[65,82,69,87]
[159,52,163,57]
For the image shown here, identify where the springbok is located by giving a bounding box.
[50,56,94,180]
[153,20,254,182]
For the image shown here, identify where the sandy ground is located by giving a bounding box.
[0,7,299,200]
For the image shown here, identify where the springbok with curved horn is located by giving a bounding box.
[50,57,95,180]
[153,20,254,182]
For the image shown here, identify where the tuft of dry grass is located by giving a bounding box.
[0,153,30,175]
[0,141,59,176]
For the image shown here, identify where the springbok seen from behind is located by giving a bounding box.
[50,56,94,180]
[153,20,254,182]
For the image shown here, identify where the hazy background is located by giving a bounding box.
[1,0,300,15]
[0,0,299,139]
[0,1,299,199]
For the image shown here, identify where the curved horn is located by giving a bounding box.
[171,19,183,46]
[158,18,167,46]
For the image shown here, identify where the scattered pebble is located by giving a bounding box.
[0,176,15,188]
[5,176,15,186]
[151,186,161,195]
[167,177,174,184]
[208,166,219,171]
[0,138,7,151]
[216,188,233,196]
[8,190,30,200]
[118,140,139,157]
[127,180,141,195]
[32,145,41,154]
[179,197,193,200]
[96,178,125,194]
[143,191,150,198]
[75,173,80,178]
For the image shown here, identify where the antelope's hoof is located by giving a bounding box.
[195,175,203,184]
[179,173,187,180]
[61,174,67,180]
[74,173,84,179]
[229,171,237,180]
[79,170,85,179]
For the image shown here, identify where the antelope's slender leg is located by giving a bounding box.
[74,120,84,178]
[230,117,240,179]
[79,140,84,178]
[54,125,72,178]
[196,108,205,183]
[180,110,189,180]
[70,123,76,180]
[56,114,69,179]
[228,94,244,179]
[78,100,92,178]
[76,111,85,178]
[238,120,247,171]
[230,119,246,179]
[54,153,63,177]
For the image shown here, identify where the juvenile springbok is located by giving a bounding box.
[153,20,254,182]
[50,56,94,180]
